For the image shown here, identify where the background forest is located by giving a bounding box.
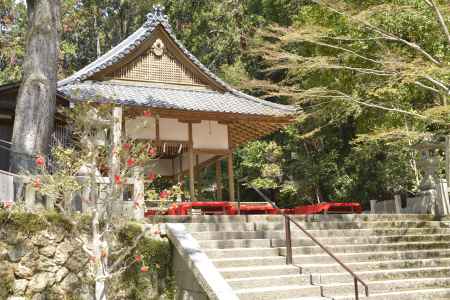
[1,0,449,208]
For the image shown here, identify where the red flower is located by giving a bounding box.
[148,147,157,157]
[3,201,13,209]
[140,265,149,273]
[127,158,135,167]
[32,178,41,189]
[135,255,142,262]
[159,190,170,199]
[123,143,132,151]
[114,175,122,185]
[147,172,156,181]
[35,155,45,167]
[143,110,152,117]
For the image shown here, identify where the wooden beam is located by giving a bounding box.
[178,155,183,184]
[227,152,235,202]
[188,123,196,201]
[178,119,202,124]
[193,148,231,155]
[216,159,223,201]
[155,116,160,145]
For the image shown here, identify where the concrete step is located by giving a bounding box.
[182,222,256,232]
[199,233,450,249]
[279,241,450,255]
[219,256,450,279]
[183,220,443,232]
[323,277,450,298]
[332,287,450,300]
[316,266,450,285]
[198,238,271,249]
[235,277,450,300]
[299,257,450,273]
[219,265,302,279]
[227,274,311,289]
[271,234,450,247]
[226,266,450,289]
[204,247,279,259]
[256,220,443,231]
[153,214,435,224]
[247,214,435,223]
[212,248,450,268]
[292,248,450,265]
[191,227,450,240]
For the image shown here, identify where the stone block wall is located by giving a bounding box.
[0,222,92,299]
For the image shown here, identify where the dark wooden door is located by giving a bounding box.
[0,122,13,171]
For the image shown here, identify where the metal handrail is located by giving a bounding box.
[284,215,369,299]
[249,185,369,300]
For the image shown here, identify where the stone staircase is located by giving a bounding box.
[178,214,450,300]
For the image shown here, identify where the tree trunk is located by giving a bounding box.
[10,0,60,174]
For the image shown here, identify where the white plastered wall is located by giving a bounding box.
[193,120,228,149]
[159,118,189,141]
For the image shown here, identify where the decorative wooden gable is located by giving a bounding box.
[105,36,207,87]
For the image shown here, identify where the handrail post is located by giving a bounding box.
[354,278,359,300]
[285,216,293,264]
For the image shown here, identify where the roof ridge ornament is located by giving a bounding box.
[144,5,170,29]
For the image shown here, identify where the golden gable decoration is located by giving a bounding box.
[109,42,206,86]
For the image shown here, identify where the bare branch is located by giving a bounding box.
[424,0,450,46]
[331,90,447,123]
[299,39,382,64]
[423,75,450,92]
[321,65,395,76]
[415,81,440,93]
[109,226,149,273]
[309,0,442,66]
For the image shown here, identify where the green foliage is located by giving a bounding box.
[0,210,75,234]
[116,223,173,299]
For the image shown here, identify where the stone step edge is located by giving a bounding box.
[198,233,450,242]
[218,256,450,272]
[281,287,450,300]
[211,248,450,263]
[225,266,450,282]
[234,276,450,294]
[205,240,450,252]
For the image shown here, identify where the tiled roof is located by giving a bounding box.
[58,81,295,117]
[57,5,295,118]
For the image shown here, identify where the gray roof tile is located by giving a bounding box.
[58,81,295,117]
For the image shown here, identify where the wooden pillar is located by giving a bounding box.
[227,152,235,202]
[188,123,196,201]
[178,155,183,183]
[215,159,223,200]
